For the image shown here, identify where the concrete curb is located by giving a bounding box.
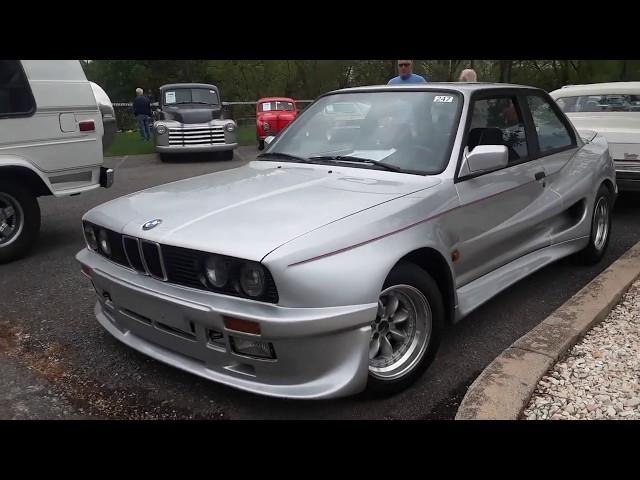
[455,241,640,420]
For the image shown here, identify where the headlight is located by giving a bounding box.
[98,228,111,256]
[225,123,236,132]
[240,263,266,298]
[156,124,167,135]
[263,122,270,131]
[83,223,98,250]
[204,255,229,288]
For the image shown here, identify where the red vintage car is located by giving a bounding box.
[256,97,298,150]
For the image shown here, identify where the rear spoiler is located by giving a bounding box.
[577,129,598,143]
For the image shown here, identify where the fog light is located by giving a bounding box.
[230,336,276,360]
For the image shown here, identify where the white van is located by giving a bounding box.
[549,82,640,191]
[0,60,114,263]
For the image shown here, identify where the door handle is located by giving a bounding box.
[534,171,546,181]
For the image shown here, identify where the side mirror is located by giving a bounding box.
[465,145,509,173]
[151,102,159,110]
[264,136,276,147]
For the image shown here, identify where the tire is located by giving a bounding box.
[258,139,265,151]
[159,153,171,163]
[219,150,234,161]
[367,262,444,396]
[577,184,612,265]
[0,181,41,264]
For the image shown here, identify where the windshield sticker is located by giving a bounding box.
[165,91,176,104]
[434,96,454,103]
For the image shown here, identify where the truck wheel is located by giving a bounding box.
[0,181,41,264]
[258,139,265,151]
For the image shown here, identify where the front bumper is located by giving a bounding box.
[155,143,238,154]
[76,249,375,399]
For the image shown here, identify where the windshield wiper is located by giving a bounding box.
[257,152,314,164]
[309,155,405,173]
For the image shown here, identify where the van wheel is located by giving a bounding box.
[0,181,41,264]
[367,262,444,396]
[577,184,611,265]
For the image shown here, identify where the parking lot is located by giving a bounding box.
[2,146,640,419]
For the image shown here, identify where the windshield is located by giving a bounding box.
[164,88,219,106]
[265,91,461,174]
[259,101,295,112]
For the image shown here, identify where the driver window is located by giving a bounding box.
[467,96,528,163]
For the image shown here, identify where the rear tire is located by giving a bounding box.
[0,181,41,264]
[366,262,444,396]
[577,184,612,265]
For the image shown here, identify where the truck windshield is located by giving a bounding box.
[164,88,219,106]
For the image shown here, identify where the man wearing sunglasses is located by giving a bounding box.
[388,60,427,84]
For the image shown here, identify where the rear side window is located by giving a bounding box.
[0,60,35,117]
[527,95,575,153]
[556,94,640,113]
[467,96,528,163]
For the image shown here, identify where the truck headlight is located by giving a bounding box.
[225,123,236,132]
[156,124,167,135]
[263,122,270,131]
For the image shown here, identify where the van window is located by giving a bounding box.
[556,94,640,113]
[0,61,35,117]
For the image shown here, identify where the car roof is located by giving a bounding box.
[550,82,640,98]
[258,97,295,102]
[324,82,543,96]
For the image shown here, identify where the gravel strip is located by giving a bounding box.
[523,278,640,420]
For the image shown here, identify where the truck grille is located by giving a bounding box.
[168,126,226,145]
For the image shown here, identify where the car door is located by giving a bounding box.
[524,93,581,245]
[452,92,553,287]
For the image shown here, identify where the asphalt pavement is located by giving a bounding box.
[1,147,639,419]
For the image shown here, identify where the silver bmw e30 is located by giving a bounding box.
[76,83,616,399]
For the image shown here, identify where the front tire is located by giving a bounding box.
[577,184,612,265]
[367,262,444,396]
[0,181,41,264]
[258,139,265,151]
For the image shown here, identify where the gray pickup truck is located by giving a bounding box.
[152,83,237,161]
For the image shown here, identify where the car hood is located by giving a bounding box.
[86,161,441,261]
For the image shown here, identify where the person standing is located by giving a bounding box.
[388,60,427,84]
[133,87,152,141]
[459,68,478,82]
